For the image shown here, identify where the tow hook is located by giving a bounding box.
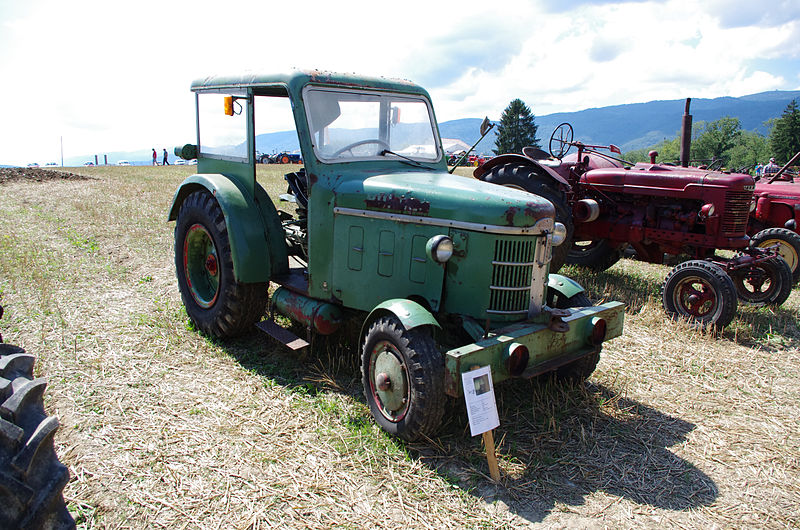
[548,308,570,332]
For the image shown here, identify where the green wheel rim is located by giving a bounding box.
[369,341,410,422]
[184,223,220,308]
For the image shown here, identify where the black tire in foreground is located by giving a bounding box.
[729,256,793,307]
[479,162,573,273]
[361,316,445,441]
[751,227,800,283]
[174,190,269,339]
[566,239,625,271]
[546,291,600,382]
[662,260,737,330]
[0,344,75,529]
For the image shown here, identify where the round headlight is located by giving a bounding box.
[551,222,567,246]
[426,235,454,263]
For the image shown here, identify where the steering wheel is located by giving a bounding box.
[549,122,574,159]
[332,139,390,157]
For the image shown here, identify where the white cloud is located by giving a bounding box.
[1,0,799,165]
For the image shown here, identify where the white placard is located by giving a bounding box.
[461,365,500,437]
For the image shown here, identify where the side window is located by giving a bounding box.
[197,93,248,160]
[254,96,300,162]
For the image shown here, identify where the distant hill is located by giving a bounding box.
[54,90,800,166]
[447,90,800,155]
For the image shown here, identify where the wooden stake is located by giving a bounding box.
[482,429,501,482]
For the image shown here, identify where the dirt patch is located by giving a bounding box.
[0,167,94,184]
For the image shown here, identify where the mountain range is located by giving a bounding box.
[55,90,800,166]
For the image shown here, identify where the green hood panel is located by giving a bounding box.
[332,171,555,229]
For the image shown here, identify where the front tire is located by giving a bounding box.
[751,228,800,283]
[662,260,737,330]
[361,317,445,441]
[479,163,573,273]
[175,190,268,338]
[729,256,793,307]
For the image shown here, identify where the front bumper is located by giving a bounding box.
[444,301,625,396]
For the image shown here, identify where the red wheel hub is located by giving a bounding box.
[205,254,218,276]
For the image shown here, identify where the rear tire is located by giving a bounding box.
[751,228,800,283]
[566,239,624,271]
[662,260,737,330]
[479,163,573,273]
[0,344,75,529]
[174,190,268,338]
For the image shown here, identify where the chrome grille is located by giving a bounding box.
[721,191,752,235]
[488,238,536,315]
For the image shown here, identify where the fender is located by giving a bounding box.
[473,153,570,188]
[167,174,288,283]
[360,299,441,346]
[547,273,585,300]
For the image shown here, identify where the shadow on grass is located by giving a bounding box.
[560,264,661,314]
[414,379,718,523]
[212,322,716,524]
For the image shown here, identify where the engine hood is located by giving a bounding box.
[583,163,755,192]
[332,170,555,231]
[755,180,800,198]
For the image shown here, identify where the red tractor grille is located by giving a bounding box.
[488,238,535,315]
[721,191,752,235]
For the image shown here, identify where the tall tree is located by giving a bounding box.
[769,99,800,163]
[691,117,742,165]
[493,99,539,155]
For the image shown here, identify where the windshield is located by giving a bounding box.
[304,87,440,163]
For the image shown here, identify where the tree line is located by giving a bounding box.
[623,99,800,171]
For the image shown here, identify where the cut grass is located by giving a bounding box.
[0,165,797,529]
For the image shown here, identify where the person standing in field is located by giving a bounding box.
[152,148,158,166]
[162,149,170,166]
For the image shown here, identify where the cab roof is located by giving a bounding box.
[190,69,429,99]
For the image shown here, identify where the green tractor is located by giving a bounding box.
[168,70,625,441]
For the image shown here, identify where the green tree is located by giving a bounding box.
[726,130,769,172]
[691,117,742,166]
[769,99,800,163]
[624,136,680,164]
[493,99,539,155]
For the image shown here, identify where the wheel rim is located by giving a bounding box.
[672,275,719,319]
[732,263,777,304]
[184,223,220,308]
[368,341,410,423]
[757,238,798,272]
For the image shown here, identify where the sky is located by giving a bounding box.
[1,0,799,166]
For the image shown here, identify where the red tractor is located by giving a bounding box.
[749,152,800,282]
[475,123,793,329]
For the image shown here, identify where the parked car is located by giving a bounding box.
[117,160,131,166]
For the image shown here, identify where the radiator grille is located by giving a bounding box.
[488,238,536,315]
[721,191,752,235]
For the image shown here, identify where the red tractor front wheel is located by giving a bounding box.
[662,260,737,330]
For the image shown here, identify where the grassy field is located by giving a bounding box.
[1,165,798,529]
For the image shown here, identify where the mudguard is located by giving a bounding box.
[360,299,441,345]
[167,174,288,283]
[547,273,585,300]
[473,153,570,188]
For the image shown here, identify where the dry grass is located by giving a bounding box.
[0,165,798,529]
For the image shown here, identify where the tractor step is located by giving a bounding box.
[256,320,309,350]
